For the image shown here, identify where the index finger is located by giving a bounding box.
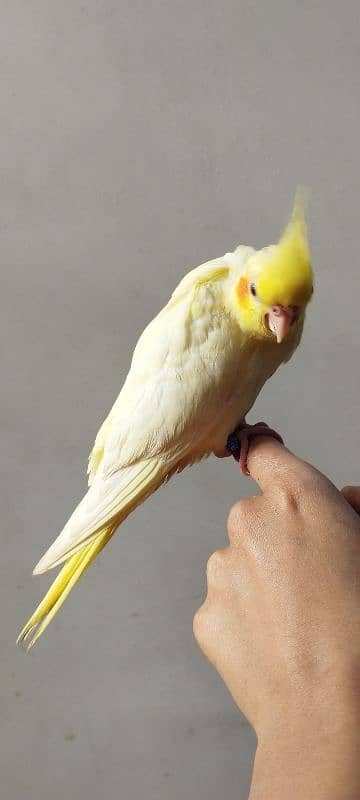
[245,436,312,493]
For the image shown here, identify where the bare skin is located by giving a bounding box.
[193,439,360,800]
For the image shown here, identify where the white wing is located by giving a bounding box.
[34,458,165,572]
[89,257,233,477]
[36,257,236,573]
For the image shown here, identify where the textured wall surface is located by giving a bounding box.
[4,2,360,798]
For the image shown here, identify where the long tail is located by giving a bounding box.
[33,459,163,574]
[17,524,115,651]
[18,458,167,649]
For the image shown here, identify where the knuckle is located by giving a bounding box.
[192,601,211,647]
[227,499,253,542]
[206,549,226,586]
[193,598,226,661]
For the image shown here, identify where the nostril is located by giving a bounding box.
[272,305,281,315]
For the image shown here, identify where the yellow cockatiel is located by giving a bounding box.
[18,194,313,648]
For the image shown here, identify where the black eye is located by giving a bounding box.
[250,283,257,297]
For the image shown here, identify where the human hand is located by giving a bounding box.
[193,440,360,799]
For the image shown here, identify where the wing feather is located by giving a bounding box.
[36,258,233,575]
[34,458,165,573]
[92,258,233,474]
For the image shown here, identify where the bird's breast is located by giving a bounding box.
[186,321,287,459]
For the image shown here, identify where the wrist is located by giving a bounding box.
[249,689,360,800]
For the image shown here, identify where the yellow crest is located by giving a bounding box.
[256,189,313,308]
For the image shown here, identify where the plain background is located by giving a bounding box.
[3,2,360,798]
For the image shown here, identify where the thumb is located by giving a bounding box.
[341,485,360,515]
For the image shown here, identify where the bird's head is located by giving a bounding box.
[233,193,313,343]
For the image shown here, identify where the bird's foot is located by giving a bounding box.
[226,422,284,475]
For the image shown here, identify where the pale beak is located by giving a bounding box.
[266,305,296,344]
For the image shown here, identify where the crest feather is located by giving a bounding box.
[256,189,313,308]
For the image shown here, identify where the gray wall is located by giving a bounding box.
[4,2,360,798]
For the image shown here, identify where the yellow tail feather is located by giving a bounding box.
[17,524,115,650]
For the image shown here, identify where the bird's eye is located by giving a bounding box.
[250,283,257,297]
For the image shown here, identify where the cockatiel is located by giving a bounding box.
[18,194,313,649]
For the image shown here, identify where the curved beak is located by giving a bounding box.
[267,305,296,344]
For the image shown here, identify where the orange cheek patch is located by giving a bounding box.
[236,276,250,307]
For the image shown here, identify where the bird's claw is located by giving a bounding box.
[226,422,284,475]
[226,432,242,462]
